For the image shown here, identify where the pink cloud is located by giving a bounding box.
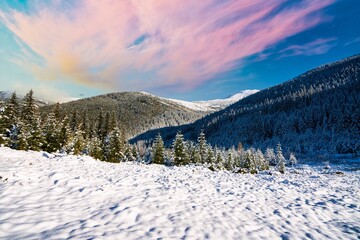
[0,0,335,92]
[278,38,337,58]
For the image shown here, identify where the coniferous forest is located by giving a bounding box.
[0,90,289,174]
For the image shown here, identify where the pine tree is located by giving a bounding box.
[20,90,43,151]
[96,110,104,139]
[276,143,286,174]
[206,147,215,165]
[0,100,4,145]
[172,131,189,166]
[224,152,233,171]
[80,110,90,139]
[70,109,78,132]
[197,130,207,163]
[257,149,269,171]
[265,148,276,166]
[105,127,124,163]
[2,92,20,148]
[73,130,85,155]
[89,136,103,160]
[289,153,297,167]
[59,117,70,150]
[152,133,165,164]
[43,112,61,152]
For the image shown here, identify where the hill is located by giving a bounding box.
[41,90,257,138]
[132,55,360,155]
[41,92,207,138]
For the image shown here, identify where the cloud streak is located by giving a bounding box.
[0,0,335,92]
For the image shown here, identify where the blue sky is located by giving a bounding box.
[0,0,359,102]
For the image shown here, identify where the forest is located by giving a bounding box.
[0,90,293,174]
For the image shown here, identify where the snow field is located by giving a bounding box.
[0,147,359,239]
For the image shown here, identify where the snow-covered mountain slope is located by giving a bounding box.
[149,89,259,112]
[1,147,359,239]
[133,54,360,154]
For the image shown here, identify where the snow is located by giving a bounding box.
[0,147,359,239]
[141,90,259,112]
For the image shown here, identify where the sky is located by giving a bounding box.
[0,0,359,102]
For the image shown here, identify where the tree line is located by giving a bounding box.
[0,90,295,173]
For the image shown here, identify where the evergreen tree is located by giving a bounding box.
[96,110,104,139]
[197,130,207,163]
[0,100,4,145]
[70,109,78,132]
[152,133,165,164]
[172,131,188,166]
[73,130,85,155]
[265,148,276,166]
[206,147,215,164]
[2,92,20,147]
[59,117,70,150]
[105,127,124,163]
[224,152,233,171]
[20,90,43,150]
[276,143,286,174]
[89,136,103,160]
[43,112,61,152]
[289,153,297,167]
[80,110,90,139]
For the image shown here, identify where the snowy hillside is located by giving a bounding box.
[1,147,359,239]
[154,89,259,112]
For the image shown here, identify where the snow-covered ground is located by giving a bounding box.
[0,147,359,239]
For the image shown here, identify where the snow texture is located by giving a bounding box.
[0,147,359,239]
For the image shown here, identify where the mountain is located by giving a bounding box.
[161,89,259,112]
[41,90,257,138]
[0,91,50,107]
[41,92,206,138]
[132,54,360,155]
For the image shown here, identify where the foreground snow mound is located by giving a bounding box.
[0,147,359,239]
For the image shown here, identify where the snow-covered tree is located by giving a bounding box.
[289,153,297,167]
[43,112,60,152]
[105,127,124,163]
[265,148,276,166]
[89,136,103,160]
[224,152,233,171]
[172,131,189,166]
[197,130,207,163]
[1,92,20,148]
[20,90,43,151]
[152,133,165,164]
[276,143,286,174]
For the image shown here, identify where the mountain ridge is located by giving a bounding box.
[131,54,360,155]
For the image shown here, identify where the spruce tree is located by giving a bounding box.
[276,143,286,174]
[20,90,43,150]
[89,136,103,160]
[265,148,276,166]
[105,127,124,163]
[224,152,233,171]
[197,130,207,163]
[43,112,61,152]
[206,147,215,165]
[2,92,20,148]
[172,131,188,166]
[0,100,4,145]
[289,153,297,167]
[152,133,165,164]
